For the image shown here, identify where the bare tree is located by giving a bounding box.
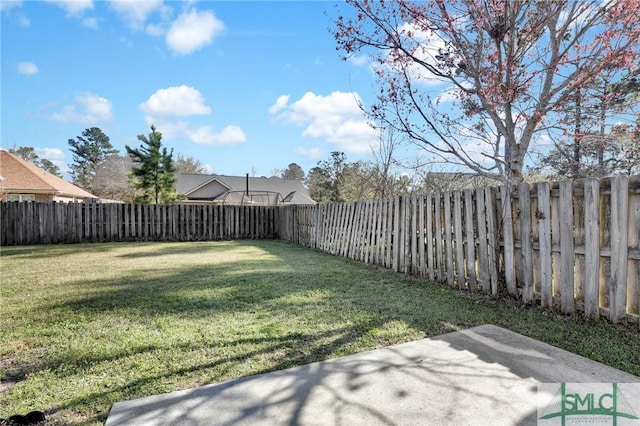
[174,154,208,174]
[92,155,140,202]
[334,0,640,183]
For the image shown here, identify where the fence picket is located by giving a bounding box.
[537,182,553,308]
[499,186,516,296]
[559,181,575,314]
[610,176,629,323]
[584,179,600,318]
[518,183,534,303]
[453,191,465,287]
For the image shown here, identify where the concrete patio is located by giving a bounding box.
[106,324,640,425]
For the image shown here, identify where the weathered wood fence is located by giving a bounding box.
[0,203,278,245]
[279,175,640,323]
[2,175,639,323]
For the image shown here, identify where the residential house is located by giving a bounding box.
[0,149,97,202]
[176,173,316,205]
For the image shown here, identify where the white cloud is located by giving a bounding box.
[108,0,166,31]
[185,125,246,146]
[44,0,93,16]
[17,62,38,75]
[166,9,224,55]
[270,91,377,154]
[50,93,113,124]
[1,0,29,25]
[268,95,290,115]
[34,147,67,173]
[145,23,164,37]
[17,13,29,26]
[294,146,323,159]
[375,22,450,87]
[0,0,22,12]
[148,119,246,147]
[141,86,245,146]
[35,147,65,162]
[82,16,98,28]
[140,85,211,118]
[347,55,369,66]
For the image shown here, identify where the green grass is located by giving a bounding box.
[1,240,638,425]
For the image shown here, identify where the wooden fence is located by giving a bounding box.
[279,175,640,324]
[0,202,278,245]
[2,176,639,324]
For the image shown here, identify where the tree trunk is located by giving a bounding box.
[572,91,582,180]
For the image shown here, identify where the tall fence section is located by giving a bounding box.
[279,176,640,323]
[2,175,639,323]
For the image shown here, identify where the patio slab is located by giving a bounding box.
[105,324,640,425]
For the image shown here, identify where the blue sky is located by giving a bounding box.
[1,0,384,178]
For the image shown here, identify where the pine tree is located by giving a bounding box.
[68,127,118,192]
[125,125,178,204]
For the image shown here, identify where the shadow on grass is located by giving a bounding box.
[2,240,639,425]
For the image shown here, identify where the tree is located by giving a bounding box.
[306,151,412,202]
[68,127,118,192]
[532,118,640,179]
[174,153,208,174]
[38,159,62,178]
[125,125,178,204]
[533,68,640,179]
[334,0,640,183]
[91,154,140,202]
[9,146,39,163]
[281,163,305,180]
[306,152,348,202]
[9,146,62,177]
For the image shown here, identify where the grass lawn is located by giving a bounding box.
[1,240,639,425]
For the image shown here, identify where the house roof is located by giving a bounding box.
[0,149,96,199]
[177,173,316,204]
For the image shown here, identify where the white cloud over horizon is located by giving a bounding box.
[141,85,245,146]
[166,9,224,55]
[269,91,378,154]
[17,61,38,75]
[34,147,68,173]
[140,85,211,117]
[49,93,113,124]
[294,146,323,159]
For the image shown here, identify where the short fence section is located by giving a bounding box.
[280,175,640,323]
[0,203,278,245]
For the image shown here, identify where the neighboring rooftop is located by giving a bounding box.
[177,173,316,205]
[0,149,96,201]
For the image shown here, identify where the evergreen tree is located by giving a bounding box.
[125,125,178,204]
[68,127,118,192]
[9,146,62,177]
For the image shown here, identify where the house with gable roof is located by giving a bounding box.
[176,173,316,206]
[0,149,97,202]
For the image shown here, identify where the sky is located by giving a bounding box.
[1,0,385,179]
